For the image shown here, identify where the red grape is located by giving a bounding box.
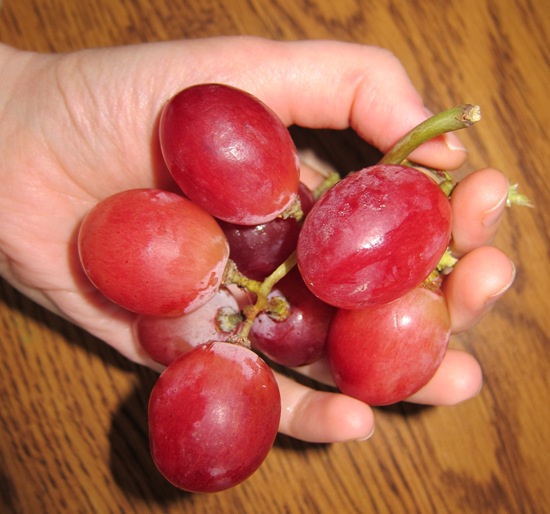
[78,189,229,316]
[297,164,452,309]
[159,83,301,225]
[327,286,450,406]
[136,288,241,366]
[219,183,315,281]
[149,341,281,493]
[250,268,335,367]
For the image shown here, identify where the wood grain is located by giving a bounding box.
[1,0,549,512]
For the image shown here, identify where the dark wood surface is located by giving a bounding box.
[1,1,549,512]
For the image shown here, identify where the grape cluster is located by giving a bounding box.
[77,84,477,493]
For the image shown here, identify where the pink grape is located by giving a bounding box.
[136,288,241,366]
[149,341,281,493]
[327,286,450,406]
[219,183,315,281]
[159,83,301,225]
[250,268,335,367]
[297,164,452,309]
[78,189,229,316]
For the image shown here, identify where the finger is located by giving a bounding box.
[274,371,375,443]
[293,350,480,411]
[258,39,468,171]
[450,167,510,255]
[297,347,481,408]
[406,348,482,405]
[443,246,516,333]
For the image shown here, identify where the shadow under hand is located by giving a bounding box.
[108,367,193,505]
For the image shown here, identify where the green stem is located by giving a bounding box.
[236,251,297,340]
[402,161,456,196]
[424,247,459,288]
[313,170,341,199]
[222,259,263,294]
[281,194,305,222]
[507,183,533,208]
[381,104,481,165]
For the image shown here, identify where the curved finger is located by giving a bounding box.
[274,371,374,443]
[406,348,483,405]
[450,167,510,255]
[443,245,516,333]
[262,40,468,171]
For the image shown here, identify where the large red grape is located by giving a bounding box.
[327,286,450,406]
[149,341,281,493]
[159,83,300,225]
[297,164,452,309]
[78,189,229,316]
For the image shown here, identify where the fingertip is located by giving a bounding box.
[404,109,468,170]
[407,349,483,406]
[407,132,468,171]
[275,372,375,443]
[451,167,510,255]
[353,92,469,171]
[312,393,376,442]
[443,246,516,332]
[438,350,484,405]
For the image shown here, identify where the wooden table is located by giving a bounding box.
[1,1,549,512]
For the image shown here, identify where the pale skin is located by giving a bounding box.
[0,36,515,443]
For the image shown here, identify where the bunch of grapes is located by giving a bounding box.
[77,83,521,493]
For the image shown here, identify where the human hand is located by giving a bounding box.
[0,36,515,442]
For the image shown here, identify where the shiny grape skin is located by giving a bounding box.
[327,286,450,406]
[297,164,452,309]
[136,288,241,366]
[159,83,301,225]
[78,189,229,316]
[219,183,315,281]
[149,342,281,493]
[250,268,336,367]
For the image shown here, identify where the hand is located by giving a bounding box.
[0,37,515,443]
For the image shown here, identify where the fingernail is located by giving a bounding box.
[485,261,516,309]
[423,108,467,153]
[356,426,375,441]
[443,131,467,153]
[482,190,509,228]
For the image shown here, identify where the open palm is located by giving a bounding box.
[0,37,515,442]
